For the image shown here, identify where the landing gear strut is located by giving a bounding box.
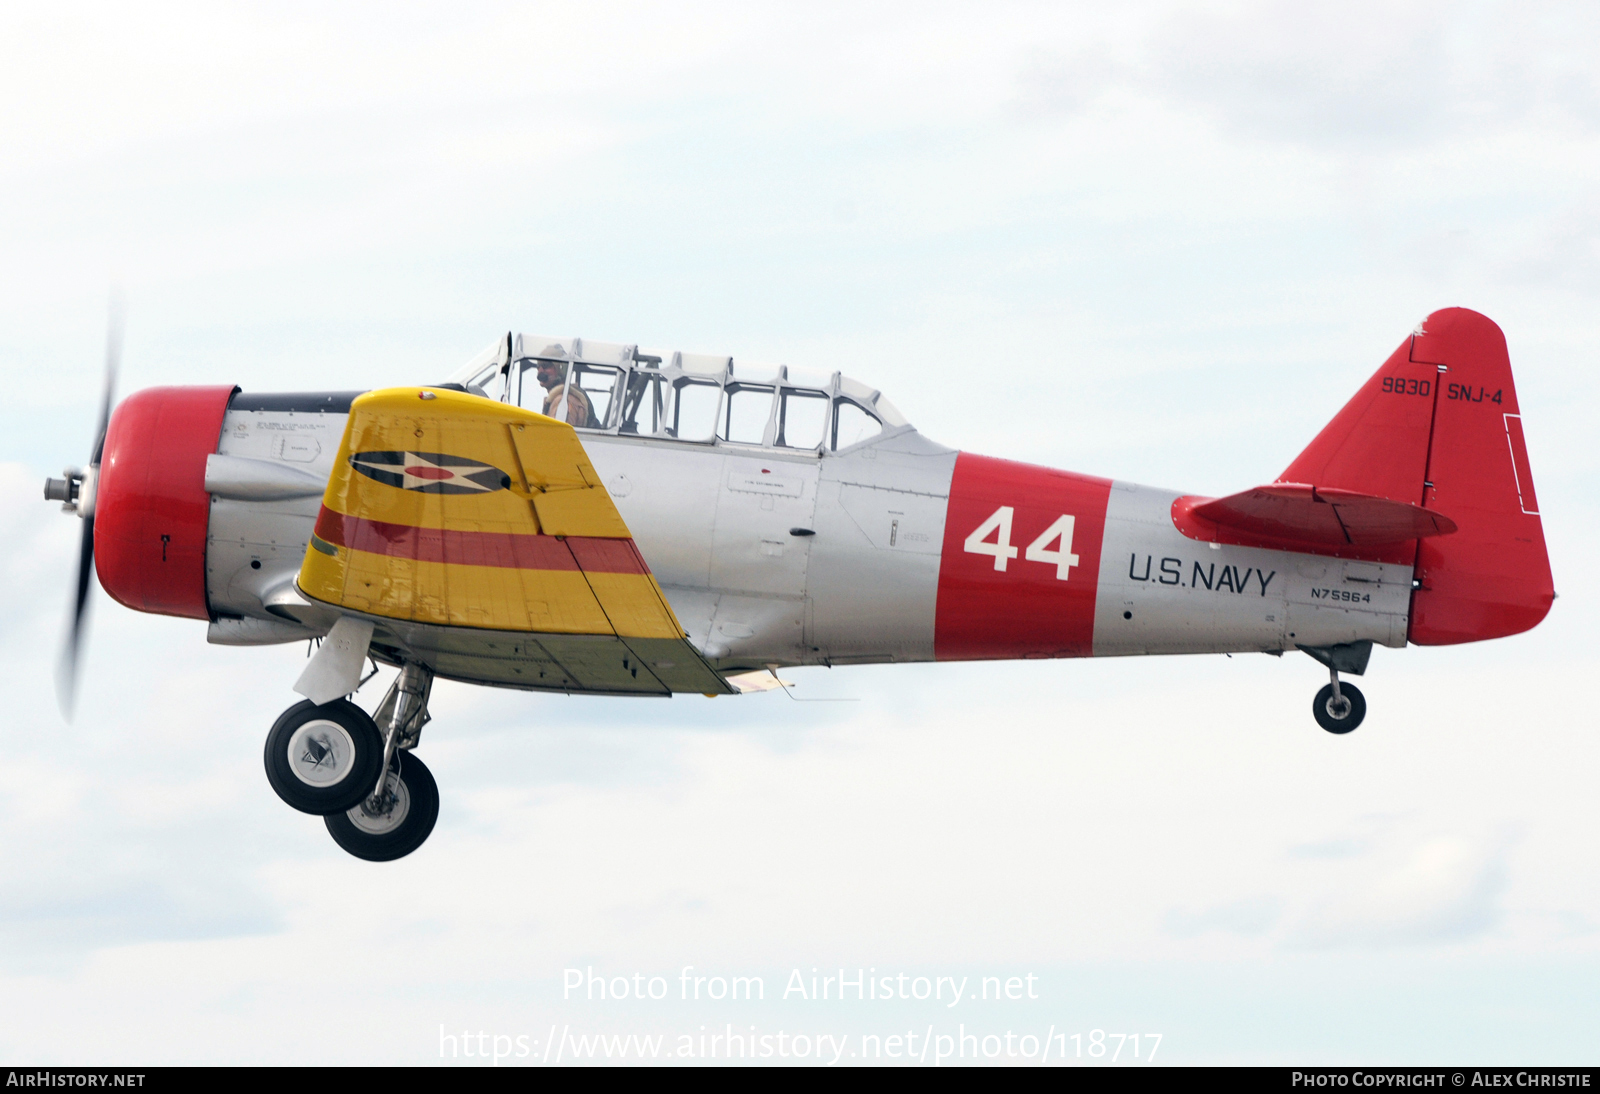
[327,662,439,861]
[265,661,440,861]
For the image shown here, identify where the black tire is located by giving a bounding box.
[1313,682,1366,734]
[324,752,440,862]
[264,699,384,815]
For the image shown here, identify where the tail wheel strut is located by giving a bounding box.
[1313,669,1366,734]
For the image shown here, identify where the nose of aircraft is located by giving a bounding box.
[94,385,237,619]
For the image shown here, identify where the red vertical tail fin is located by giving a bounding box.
[1279,309,1553,644]
[1279,331,1439,507]
[1405,309,1552,643]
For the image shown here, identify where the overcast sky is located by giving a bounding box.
[1,1,1596,1066]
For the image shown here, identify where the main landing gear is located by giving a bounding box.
[1300,641,1371,735]
[264,661,439,861]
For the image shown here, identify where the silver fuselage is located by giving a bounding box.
[205,403,1408,690]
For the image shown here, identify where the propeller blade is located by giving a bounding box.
[56,514,95,719]
[56,301,122,720]
[92,297,121,464]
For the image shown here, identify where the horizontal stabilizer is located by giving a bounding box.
[1178,484,1457,547]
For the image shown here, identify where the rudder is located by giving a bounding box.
[1406,309,1553,644]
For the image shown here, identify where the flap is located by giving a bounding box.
[531,486,631,538]
[1175,483,1457,548]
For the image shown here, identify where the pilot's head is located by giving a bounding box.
[534,359,565,391]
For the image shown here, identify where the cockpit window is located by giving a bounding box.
[617,370,723,440]
[833,400,883,449]
[618,369,666,435]
[453,336,510,402]
[514,359,621,429]
[777,389,829,449]
[514,358,560,415]
[721,385,774,445]
[573,364,622,426]
[673,378,722,441]
[448,333,909,449]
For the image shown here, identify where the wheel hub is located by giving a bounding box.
[350,771,411,835]
[286,720,357,787]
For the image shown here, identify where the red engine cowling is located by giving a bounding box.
[95,385,236,619]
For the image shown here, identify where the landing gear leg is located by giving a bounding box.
[1313,667,1366,734]
[324,662,440,861]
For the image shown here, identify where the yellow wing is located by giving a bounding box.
[297,387,729,694]
[299,386,676,636]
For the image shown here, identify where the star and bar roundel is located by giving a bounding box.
[349,451,512,495]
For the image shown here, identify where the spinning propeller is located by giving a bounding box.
[45,305,121,719]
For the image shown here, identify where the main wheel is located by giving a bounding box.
[1313,682,1366,734]
[325,752,440,862]
[264,699,384,815]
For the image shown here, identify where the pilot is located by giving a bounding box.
[533,359,596,427]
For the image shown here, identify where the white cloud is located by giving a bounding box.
[1289,826,1513,948]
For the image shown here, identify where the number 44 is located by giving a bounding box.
[963,506,1080,580]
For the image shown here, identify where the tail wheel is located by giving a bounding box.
[325,752,440,862]
[1313,682,1366,734]
[264,699,384,814]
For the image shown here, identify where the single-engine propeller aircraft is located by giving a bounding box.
[45,308,1554,860]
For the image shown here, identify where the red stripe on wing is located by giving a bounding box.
[313,508,649,574]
